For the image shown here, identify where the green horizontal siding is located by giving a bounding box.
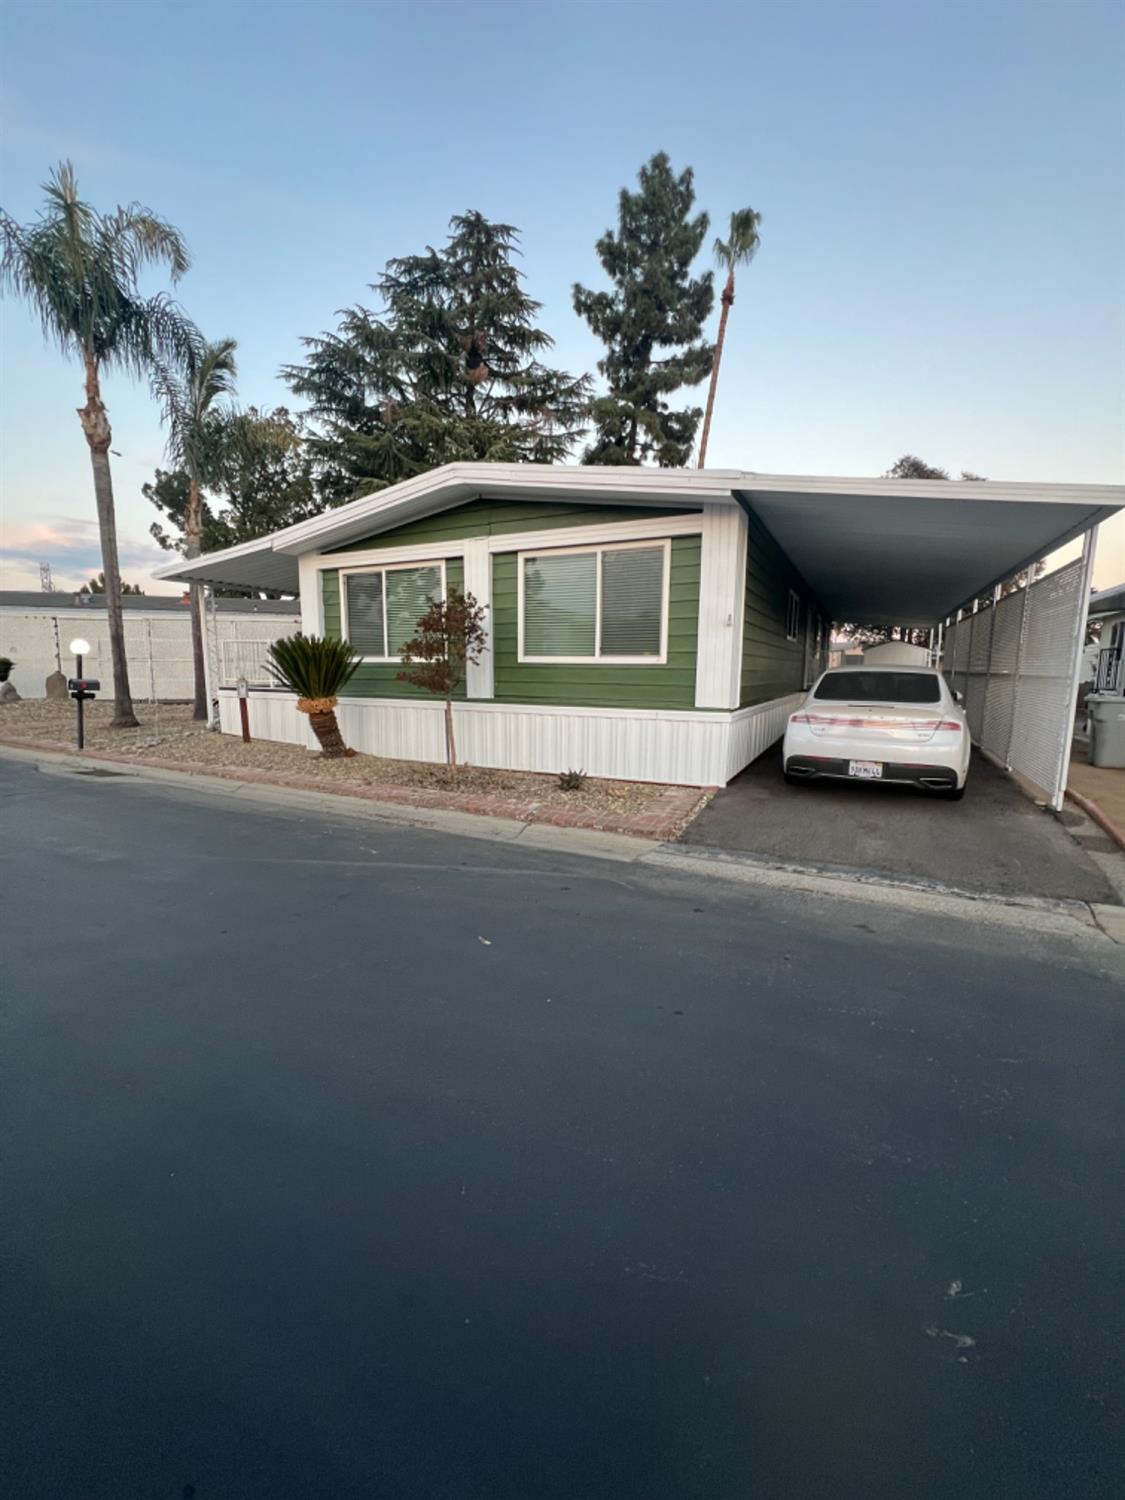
[324,498,699,552]
[741,509,821,707]
[322,559,466,699]
[492,537,700,709]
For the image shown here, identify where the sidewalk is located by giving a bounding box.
[1067,740,1125,850]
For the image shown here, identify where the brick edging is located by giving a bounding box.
[0,736,714,840]
[1065,786,1125,853]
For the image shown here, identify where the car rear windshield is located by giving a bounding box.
[813,671,941,704]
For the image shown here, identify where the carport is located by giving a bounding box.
[734,474,1122,810]
[685,473,1123,903]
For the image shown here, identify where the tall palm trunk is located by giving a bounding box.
[697,271,734,469]
[77,357,138,727]
[184,478,208,721]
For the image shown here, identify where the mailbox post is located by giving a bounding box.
[67,637,100,751]
[237,676,252,743]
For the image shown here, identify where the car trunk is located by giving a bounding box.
[801,703,949,745]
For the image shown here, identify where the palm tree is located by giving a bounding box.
[696,207,762,470]
[265,634,362,758]
[1,162,199,726]
[153,338,238,720]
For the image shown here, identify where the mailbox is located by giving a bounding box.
[67,678,100,700]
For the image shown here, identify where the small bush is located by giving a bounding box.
[557,768,587,792]
[266,633,361,701]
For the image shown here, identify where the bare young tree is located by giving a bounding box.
[397,587,487,769]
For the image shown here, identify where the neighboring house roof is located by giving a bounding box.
[0,591,298,615]
[1089,581,1125,617]
[152,461,1125,627]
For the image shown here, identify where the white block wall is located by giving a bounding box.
[0,609,300,701]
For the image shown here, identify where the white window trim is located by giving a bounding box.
[338,558,447,663]
[786,588,801,642]
[517,538,671,666]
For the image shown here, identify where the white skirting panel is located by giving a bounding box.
[725,694,805,782]
[217,689,800,787]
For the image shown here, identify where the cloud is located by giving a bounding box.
[0,512,171,591]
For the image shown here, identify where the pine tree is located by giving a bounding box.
[284,213,591,498]
[573,153,715,467]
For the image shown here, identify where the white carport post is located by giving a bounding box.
[1048,525,1099,811]
[197,583,221,730]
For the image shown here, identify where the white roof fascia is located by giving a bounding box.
[735,473,1125,508]
[271,462,740,556]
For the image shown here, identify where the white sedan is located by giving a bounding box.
[782,667,971,799]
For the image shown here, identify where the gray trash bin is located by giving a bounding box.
[1087,694,1125,769]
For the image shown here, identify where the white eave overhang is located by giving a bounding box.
[153,461,1123,625]
[151,463,740,594]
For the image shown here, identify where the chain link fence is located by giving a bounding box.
[942,555,1089,806]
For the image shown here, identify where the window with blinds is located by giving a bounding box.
[520,542,668,662]
[786,588,801,642]
[523,551,597,657]
[342,563,444,658]
[345,572,386,657]
[386,565,441,655]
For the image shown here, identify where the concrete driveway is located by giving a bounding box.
[683,747,1119,903]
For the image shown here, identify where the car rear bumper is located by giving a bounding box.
[784,754,961,790]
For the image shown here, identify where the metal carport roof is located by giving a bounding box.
[734,475,1121,625]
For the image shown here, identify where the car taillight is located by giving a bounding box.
[789,712,811,724]
[937,721,962,732]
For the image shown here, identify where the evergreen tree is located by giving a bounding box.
[145,407,317,595]
[80,572,144,595]
[573,153,714,466]
[283,213,591,498]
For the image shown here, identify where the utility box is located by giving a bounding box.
[1087,694,1125,769]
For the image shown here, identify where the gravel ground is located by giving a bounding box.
[0,699,675,814]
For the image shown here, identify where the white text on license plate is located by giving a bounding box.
[848,760,883,779]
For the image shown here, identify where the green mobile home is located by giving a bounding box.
[156,461,1123,802]
[157,465,826,785]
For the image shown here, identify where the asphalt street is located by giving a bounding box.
[2,755,1124,1499]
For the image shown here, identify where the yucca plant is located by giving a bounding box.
[266,633,362,759]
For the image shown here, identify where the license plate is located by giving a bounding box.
[848,760,883,779]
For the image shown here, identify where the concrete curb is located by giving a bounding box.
[6,741,1123,945]
[1065,786,1125,853]
[647,846,1125,945]
[0,735,710,841]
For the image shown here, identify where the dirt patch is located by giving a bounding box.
[0,699,710,827]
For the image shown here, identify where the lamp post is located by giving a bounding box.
[68,637,92,750]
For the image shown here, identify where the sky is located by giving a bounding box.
[1,0,1122,595]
